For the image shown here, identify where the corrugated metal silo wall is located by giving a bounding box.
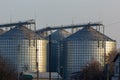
[47,40,59,72]
[51,41,59,72]
[0,39,48,73]
[60,40,116,80]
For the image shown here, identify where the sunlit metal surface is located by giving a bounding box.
[0,26,48,73]
[61,27,116,80]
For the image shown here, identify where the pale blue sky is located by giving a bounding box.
[0,0,120,48]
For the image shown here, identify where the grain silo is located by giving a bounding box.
[0,26,48,73]
[61,26,116,80]
[47,29,71,72]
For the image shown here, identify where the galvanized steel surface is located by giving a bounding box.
[47,29,71,41]
[64,27,114,41]
[61,27,116,80]
[0,26,48,72]
[0,26,45,40]
[48,29,71,72]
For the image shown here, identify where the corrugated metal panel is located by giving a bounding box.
[0,26,48,72]
[47,29,71,72]
[61,27,116,80]
[0,26,45,40]
[61,41,116,80]
[64,27,114,41]
[47,29,71,41]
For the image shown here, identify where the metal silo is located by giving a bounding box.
[61,27,116,80]
[47,29,71,72]
[0,26,48,73]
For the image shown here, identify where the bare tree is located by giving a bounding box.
[106,50,117,79]
[0,56,17,80]
[71,50,117,80]
[71,61,104,80]
[81,61,104,80]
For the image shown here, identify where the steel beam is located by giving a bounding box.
[0,19,35,28]
[36,22,103,33]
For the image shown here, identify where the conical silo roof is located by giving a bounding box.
[0,26,45,40]
[64,27,114,41]
[47,29,71,41]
